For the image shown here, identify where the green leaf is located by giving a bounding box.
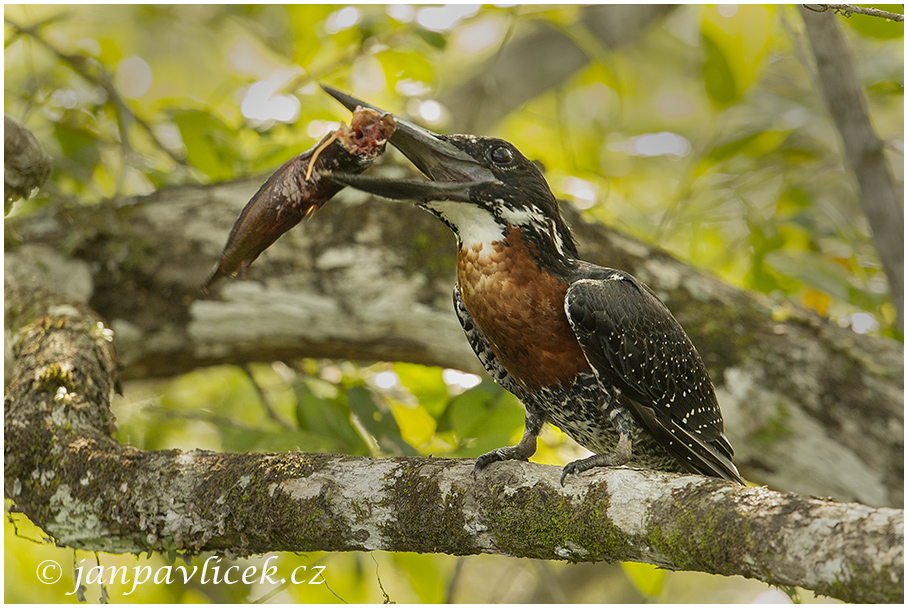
[701,33,737,108]
[764,250,888,312]
[437,379,500,435]
[347,386,416,456]
[377,49,434,88]
[439,380,524,456]
[392,553,445,602]
[416,27,447,49]
[53,121,102,180]
[621,562,665,599]
[173,109,236,181]
[287,5,336,65]
[219,427,329,453]
[699,5,773,106]
[745,215,787,294]
[394,363,450,418]
[765,250,852,302]
[709,130,789,165]
[293,382,370,455]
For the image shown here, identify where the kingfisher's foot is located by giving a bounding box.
[472,413,540,478]
[560,433,632,486]
[472,441,536,478]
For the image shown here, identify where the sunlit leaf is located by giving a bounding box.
[700,33,737,108]
[388,400,439,450]
[286,5,336,65]
[802,288,831,317]
[377,49,434,88]
[393,363,449,418]
[347,385,417,455]
[173,109,236,181]
[621,562,666,599]
[392,552,445,602]
[701,5,773,100]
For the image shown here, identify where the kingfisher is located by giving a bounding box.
[322,86,744,485]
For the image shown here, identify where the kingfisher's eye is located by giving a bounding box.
[488,145,514,166]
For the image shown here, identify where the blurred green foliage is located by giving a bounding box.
[5,3,900,603]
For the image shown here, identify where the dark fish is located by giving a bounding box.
[203,106,396,291]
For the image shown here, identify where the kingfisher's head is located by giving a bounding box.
[322,86,578,268]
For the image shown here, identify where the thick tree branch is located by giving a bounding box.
[4,289,902,603]
[5,173,902,507]
[801,8,904,329]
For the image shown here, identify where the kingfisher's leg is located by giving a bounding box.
[472,409,543,476]
[560,404,634,485]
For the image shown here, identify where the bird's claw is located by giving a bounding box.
[472,447,529,479]
[560,462,584,486]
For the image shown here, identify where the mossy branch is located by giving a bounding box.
[4,283,903,603]
[6,177,904,508]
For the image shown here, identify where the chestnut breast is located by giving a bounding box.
[457,225,590,390]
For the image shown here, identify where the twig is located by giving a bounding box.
[5,17,187,168]
[239,363,295,431]
[804,4,904,22]
[444,557,465,603]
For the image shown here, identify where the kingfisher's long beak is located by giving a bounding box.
[320,85,495,202]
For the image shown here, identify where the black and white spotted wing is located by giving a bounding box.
[564,267,743,483]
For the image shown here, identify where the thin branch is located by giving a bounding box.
[4,17,187,169]
[239,363,295,431]
[804,4,905,22]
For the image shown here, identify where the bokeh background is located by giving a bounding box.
[5,4,902,603]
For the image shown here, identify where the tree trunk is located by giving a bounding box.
[801,8,904,329]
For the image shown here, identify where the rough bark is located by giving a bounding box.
[5,171,902,508]
[4,290,902,603]
[801,8,904,329]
